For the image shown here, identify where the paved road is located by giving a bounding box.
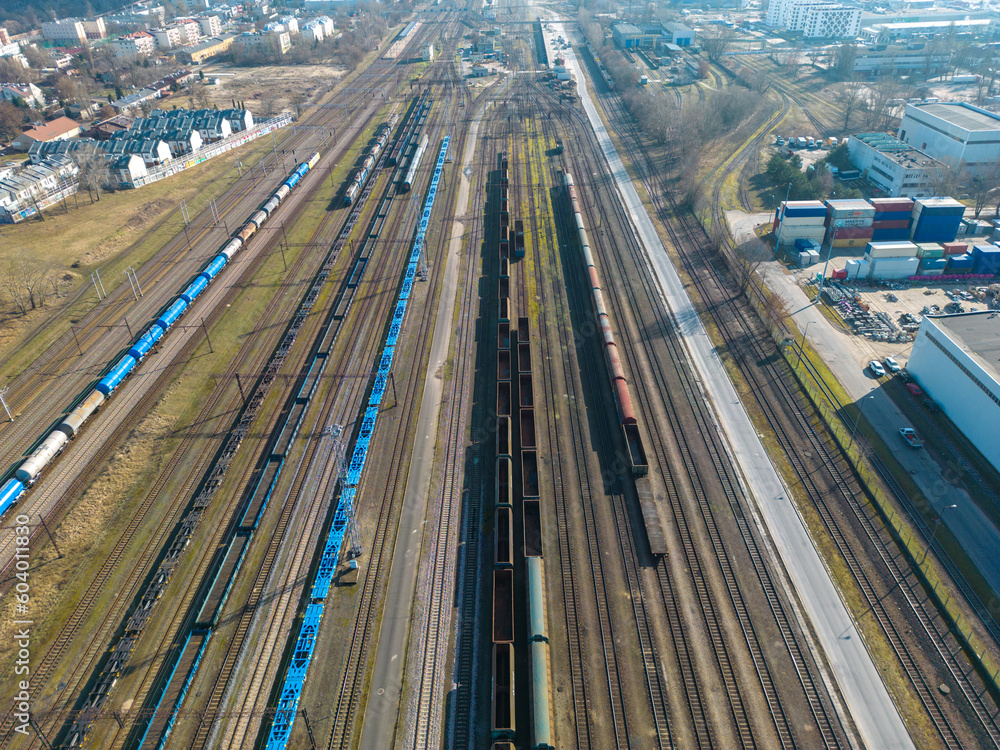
[762,264,1000,597]
[360,112,484,750]
[553,17,916,750]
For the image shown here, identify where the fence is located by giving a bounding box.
[127,114,292,188]
[0,178,80,224]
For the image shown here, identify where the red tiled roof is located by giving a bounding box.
[20,116,81,141]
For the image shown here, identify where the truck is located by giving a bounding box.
[899,427,924,448]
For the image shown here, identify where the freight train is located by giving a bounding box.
[344,115,399,205]
[0,153,321,521]
[400,132,429,193]
[491,154,554,749]
[564,172,647,476]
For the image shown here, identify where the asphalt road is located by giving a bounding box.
[765,268,1000,597]
[554,17,915,750]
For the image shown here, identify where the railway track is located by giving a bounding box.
[0,47,407,582]
[0,22,441,747]
[580,36,1000,749]
[528,52,851,744]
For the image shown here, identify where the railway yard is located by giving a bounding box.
[1,2,999,750]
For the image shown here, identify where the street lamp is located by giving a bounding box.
[921,504,958,563]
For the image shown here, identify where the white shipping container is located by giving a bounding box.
[870,257,919,274]
[798,251,812,267]
[866,241,918,258]
[780,216,827,228]
[845,259,869,279]
[808,249,821,262]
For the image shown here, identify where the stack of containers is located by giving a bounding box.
[826,199,875,248]
[870,197,914,242]
[864,240,919,280]
[916,242,944,273]
[910,197,965,243]
[778,201,827,247]
[972,244,1000,275]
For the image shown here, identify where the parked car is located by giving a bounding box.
[883,356,901,373]
[922,398,940,413]
[869,360,885,377]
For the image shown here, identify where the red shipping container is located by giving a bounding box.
[872,219,909,229]
[830,226,875,240]
[869,198,914,212]
[831,269,848,280]
[943,242,968,254]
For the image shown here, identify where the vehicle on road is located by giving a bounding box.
[922,398,940,413]
[899,428,924,448]
[884,356,901,373]
[869,360,885,377]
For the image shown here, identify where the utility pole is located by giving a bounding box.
[0,387,12,422]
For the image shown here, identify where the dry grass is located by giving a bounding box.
[168,62,348,115]
[0,130,289,364]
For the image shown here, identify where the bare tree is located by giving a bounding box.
[833,43,859,80]
[0,257,50,315]
[861,78,906,131]
[75,151,110,202]
[702,27,734,63]
[837,79,866,132]
[964,162,1000,217]
[0,57,32,84]
[732,236,770,294]
[0,101,24,140]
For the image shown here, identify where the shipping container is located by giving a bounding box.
[844,259,869,279]
[916,243,944,258]
[826,198,875,218]
[829,217,874,229]
[945,253,974,270]
[866,241,918,257]
[912,197,965,217]
[871,219,910,229]
[780,216,827,228]
[832,237,870,247]
[870,198,914,213]
[829,226,874,240]
[872,228,911,241]
[919,257,948,270]
[781,200,827,218]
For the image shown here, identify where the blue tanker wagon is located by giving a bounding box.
[0,153,321,520]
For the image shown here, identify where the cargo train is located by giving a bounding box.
[0,153,321,521]
[564,172,647,476]
[344,115,399,205]
[401,132,429,192]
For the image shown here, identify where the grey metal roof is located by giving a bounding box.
[915,103,1000,133]
[932,310,1000,383]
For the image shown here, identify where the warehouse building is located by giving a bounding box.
[906,312,1000,471]
[849,45,952,78]
[898,102,1000,174]
[611,23,659,49]
[846,132,942,198]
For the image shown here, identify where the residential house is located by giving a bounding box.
[11,116,82,151]
[1,82,43,108]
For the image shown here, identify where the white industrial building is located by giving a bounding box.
[906,312,1000,472]
[766,0,862,37]
[846,132,941,197]
[898,102,1000,174]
